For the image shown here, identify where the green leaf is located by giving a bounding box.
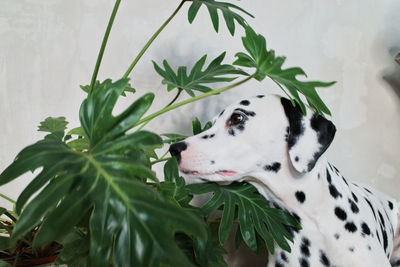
[162,133,188,144]
[192,117,213,135]
[0,77,208,266]
[153,52,248,97]
[80,79,135,96]
[188,0,254,36]
[38,117,68,139]
[0,261,11,267]
[0,236,11,250]
[79,78,154,146]
[188,182,301,253]
[160,158,193,207]
[233,26,335,115]
[55,229,89,266]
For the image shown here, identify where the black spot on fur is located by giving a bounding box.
[219,109,225,117]
[349,247,355,252]
[334,233,340,239]
[329,184,342,199]
[341,175,349,185]
[295,191,306,203]
[275,263,284,267]
[292,213,301,223]
[234,108,256,117]
[361,222,371,236]
[364,198,376,219]
[300,237,311,257]
[295,156,299,162]
[334,207,347,221]
[256,95,265,98]
[307,113,336,171]
[240,100,250,106]
[264,162,281,173]
[348,198,359,213]
[299,258,309,267]
[280,252,288,263]
[228,129,235,136]
[351,192,358,203]
[364,187,372,194]
[326,169,332,183]
[237,124,245,131]
[210,160,215,165]
[345,222,357,233]
[378,211,386,227]
[317,173,321,180]
[280,98,305,149]
[209,134,215,138]
[367,245,371,250]
[319,250,330,266]
[382,228,388,251]
[388,201,394,210]
[202,135,209,139]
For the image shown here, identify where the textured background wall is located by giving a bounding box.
[0,0,399,213]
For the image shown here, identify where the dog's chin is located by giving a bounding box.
[180,168,237,183]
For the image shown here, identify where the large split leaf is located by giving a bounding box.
[0,78,208,267]
[188,0,254,35]
[188,182,301,253]
[233,26,335,115]
[153,52,247,97]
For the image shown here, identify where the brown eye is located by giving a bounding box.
[229,113,245,125]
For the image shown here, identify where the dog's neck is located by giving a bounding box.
[246,156,332,215]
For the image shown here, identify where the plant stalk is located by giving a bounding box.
[89,0,122,94]
[0,193,15,204]
[135,75,254,126]
[123,0,187,78]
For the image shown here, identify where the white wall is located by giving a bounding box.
[1,0,399,212]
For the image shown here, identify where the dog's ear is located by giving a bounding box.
[280,98,336,173]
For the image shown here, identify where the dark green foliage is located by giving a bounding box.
[153,52,248,97]
[192,117,212,135]
[80,79,135,96]
[188,0,254,35]
[188,182,301,253]
[0,79,208,267]
[234,26,335,115]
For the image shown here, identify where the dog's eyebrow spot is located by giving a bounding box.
[264,162,281,173]
[218,109,225,117]
[256,95,265,98]
[240,100,250,106]
[295,191,306,203]
[234,108,256,117]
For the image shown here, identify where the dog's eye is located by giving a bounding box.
[229,113,245,126]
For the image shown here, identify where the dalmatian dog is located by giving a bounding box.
[169,94,400,267]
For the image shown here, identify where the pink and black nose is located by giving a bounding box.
[169,142,187,163]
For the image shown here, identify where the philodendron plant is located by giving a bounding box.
[0,1,335,266]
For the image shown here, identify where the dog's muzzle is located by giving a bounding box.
[169,142,188,163]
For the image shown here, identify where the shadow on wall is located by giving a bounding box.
[382,48,400,100]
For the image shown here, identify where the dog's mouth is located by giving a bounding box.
[181,169,237,177]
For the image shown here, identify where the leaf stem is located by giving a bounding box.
[151,157,172,165]
[136,88,183,131]
[89,0,122,94]
[0,193,15,204]
[123,0,187,78]
[135,75,254,126]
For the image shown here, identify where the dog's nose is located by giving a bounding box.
[169,142,187,163]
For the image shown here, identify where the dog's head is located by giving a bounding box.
[169,95,336,182]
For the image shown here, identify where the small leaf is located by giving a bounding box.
[81,79,135,96]
[188,0,254,36]
[38,117,68,139]
[153,53,248,97]
[0,236,11,250]
[234,26,335,115]
[162,133,188,144]
[192,118,213,135]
